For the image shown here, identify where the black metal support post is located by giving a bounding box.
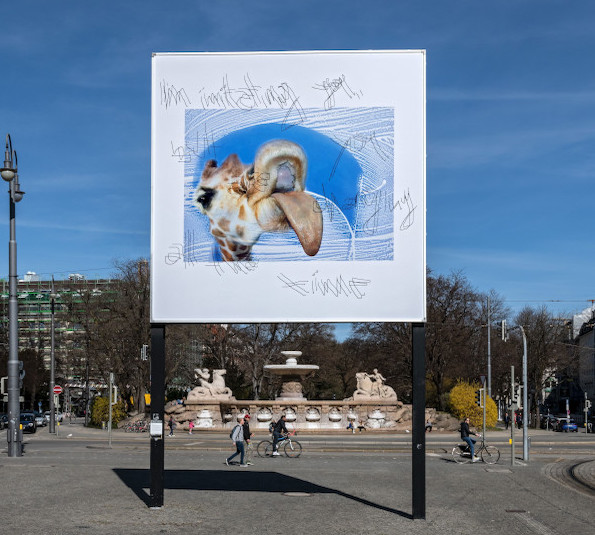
[412,322,426,519]
[150,324,165,508]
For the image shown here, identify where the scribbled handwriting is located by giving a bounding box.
[206,259,260,277]
[278,272,370,299]
[170,126,221,164]
[312,74,363,110]
[315,187,417,234]
[160,79,191,109]
[165,243,184,265]
[198,74,306,129]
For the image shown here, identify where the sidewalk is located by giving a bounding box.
[0,426,593,534]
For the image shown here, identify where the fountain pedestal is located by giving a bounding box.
[264,351,319,400]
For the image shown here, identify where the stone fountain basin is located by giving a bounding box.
[264,356,319,376]
[263,364,319,376]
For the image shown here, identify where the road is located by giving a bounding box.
[8,421,594,457]
[0,422,593,534]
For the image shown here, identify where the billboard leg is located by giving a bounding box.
[412,322,426,519]
[150,324,165,508]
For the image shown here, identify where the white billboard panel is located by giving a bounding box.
[151,50,426,323]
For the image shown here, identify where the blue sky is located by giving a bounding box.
[2,1,595,339]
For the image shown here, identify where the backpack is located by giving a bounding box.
[230,424,239,440]
[268,421,276,433]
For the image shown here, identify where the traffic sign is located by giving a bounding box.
[53,385,63,395]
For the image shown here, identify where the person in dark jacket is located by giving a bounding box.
[460,417,479,462]
[226,417,246,467]
[272,415,288,456]
[242,414,254,465]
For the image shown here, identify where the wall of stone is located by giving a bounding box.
[164,399,458,432]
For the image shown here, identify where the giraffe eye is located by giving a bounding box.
[196,187,216,210]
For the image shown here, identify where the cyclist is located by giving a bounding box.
[460,417,480,462]
[272,414,289,456]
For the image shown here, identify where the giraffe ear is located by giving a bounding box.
[220,153,244,177]
[201,159,218,178]
[272,191,323,256]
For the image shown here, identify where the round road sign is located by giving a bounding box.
[53,385,63,395]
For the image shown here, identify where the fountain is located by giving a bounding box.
[164,350,440,433]
[263,351,319,400]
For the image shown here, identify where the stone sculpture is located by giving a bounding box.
[349,369,397,400]
[186,368,234,401]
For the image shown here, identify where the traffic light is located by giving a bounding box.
[18,360,25,389]
[475,389,482,407]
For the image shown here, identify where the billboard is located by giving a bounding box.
[151,50,426,323]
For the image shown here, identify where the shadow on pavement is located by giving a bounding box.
[113,468,412,519]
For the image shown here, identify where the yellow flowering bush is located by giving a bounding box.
[90,396,127,427]
[448,380,497,428]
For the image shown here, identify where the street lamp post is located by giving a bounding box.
[517,325,529,461]
[1,134,25,457]
[49,277,56,434]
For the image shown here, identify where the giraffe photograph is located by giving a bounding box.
[183,108,395,263]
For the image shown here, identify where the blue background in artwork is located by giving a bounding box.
[195,123,362,227]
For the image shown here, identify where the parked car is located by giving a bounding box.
[44,410,64,423]
[33,411,46,427]
[20,413,37,433]
[553,417,578,432]
[560,419,578,432]
[540,414,558,429]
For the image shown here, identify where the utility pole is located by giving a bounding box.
[487,296,492,398]
[2,134,25,457]
[584,392,591,433]
[49,278,56,434]
[510,366,516,466]
[502,323,529,461]
[108,372,117,448]
[520,325,529,461]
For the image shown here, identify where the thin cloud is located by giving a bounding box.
[430,89,595,102]
[0,219,148,236]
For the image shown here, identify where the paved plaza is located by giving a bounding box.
[0,425,593,535]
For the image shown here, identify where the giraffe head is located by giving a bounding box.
[194,139,323,261]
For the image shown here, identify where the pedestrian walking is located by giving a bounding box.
[504,413,510,430]
[226,417,247,467]
[168,415,176,437]
[188,420,194,435]
[243,414,254,465]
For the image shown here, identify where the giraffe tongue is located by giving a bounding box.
[272,191,323,256]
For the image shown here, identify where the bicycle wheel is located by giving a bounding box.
[452,446,470,464]
[481,445,500,464]
[257,440,272,457]
[284,439,302,458]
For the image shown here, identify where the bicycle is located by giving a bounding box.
[256,433,302,458]
[451,435,500,464]
[123,420,148,433]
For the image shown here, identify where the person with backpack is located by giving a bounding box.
[225,417,247,467]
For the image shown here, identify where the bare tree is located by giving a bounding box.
[514,306,574,426]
